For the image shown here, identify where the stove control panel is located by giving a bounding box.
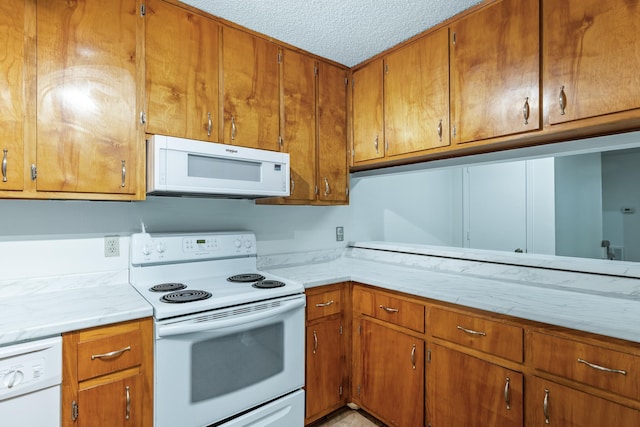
[130,232,257,265]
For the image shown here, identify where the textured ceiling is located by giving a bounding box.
[179,0,483,67]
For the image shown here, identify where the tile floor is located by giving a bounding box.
[309,408,386,427]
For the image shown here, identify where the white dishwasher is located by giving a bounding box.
[0,336,62,427]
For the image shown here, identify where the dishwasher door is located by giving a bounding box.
[0,336,62,427]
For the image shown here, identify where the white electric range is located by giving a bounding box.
[129,231,305,427]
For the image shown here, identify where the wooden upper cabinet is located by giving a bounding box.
[222,26,280,151]
[0,0,25,192]
[282,48,316,202]
[35,0,140,195]
[385,27,450,156]
[317,61,348,204]
[352,59,384,163]
[450,0,540,144]
[543,0,640,125]
[145,0,219,141]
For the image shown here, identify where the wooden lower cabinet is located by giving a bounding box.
[428,344,523,427]
[355,318,424,427]
[62,318,153,427]
[305,284,348,424]
[527,376,640,427]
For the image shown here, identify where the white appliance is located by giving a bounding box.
[0,336,62,427]
[129,231,306,427]
[147,135,290,198]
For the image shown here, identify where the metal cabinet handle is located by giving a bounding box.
[2,149,7,182]
[543,388,550,424]
[207,112,212,137]
[504,377,511,410]
[323,177,331,196]
[523,97,530,125]
[559,86,567,115]
[577,358,627,376]
[231,116,237,140]
[374,135,379,154]
[379,305,399,313]
[410,344,416,370]
[91,345,131,360]
[313,330,318,355]
[290,178,295,194]
[121,160,126,188]
[30,164,37,181]
[437,119,443,142]
[315,300,334,308]
[125,385,131,420]
[456,325,487,336]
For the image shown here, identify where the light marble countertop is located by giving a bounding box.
[262,243,640,344]
[0,271,152,347]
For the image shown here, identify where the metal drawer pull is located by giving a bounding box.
[523,97,530,125]
[125,385,131,420]
[207,112,212,137]
[313,330,318,355]
[456,325,487,336]
[324,177,331,196]
[374,135,379,154]
[437,119,443,142]
[543,388,550,424]
[231,116,237,140]
[504,377,511,410]
[290,178,295,193]
[315,300,334,308]
[559,86,567,115]
[577,358,627,376]
[410,344,416,370]
[91,346,131,360]
[2,149,7,182]
[379,305,399,313]
[121,160,126,187]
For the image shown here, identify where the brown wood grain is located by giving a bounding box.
[35,0,140,194]
[352,58,384,163]
[222,26,280,151]
[145,0,219,141]
[543,0,640,125]
[450,0,540,144]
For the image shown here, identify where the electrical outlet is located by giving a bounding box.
[104,236,120,257]
[336,226,344,242]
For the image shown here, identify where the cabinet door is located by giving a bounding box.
[352,59,384,163]
[0,0,25,192]
[428,344,523,427]
[450,0,539,144]
[317,61,348,204]
[358,319,423,426]
[78,373,143,427]
[385,27,449,156]
[305,319,344,421]
[36,0,140,195]
[282,49,316,202]
[145,0,219,141]
[222,27,279,151]
[528,376,640,427]
[543,0,640,125]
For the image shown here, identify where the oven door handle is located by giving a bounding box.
[157,296,306,338]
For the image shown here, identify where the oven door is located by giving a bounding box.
[154,294,305,427]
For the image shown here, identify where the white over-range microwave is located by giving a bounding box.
[147,135,290,198]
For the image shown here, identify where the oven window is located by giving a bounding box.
[191,322,284,402]
[188,154,261,182]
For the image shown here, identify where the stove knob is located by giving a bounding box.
[244,239,253,249]
[142,244,152,256]
[155,242,167,254]
[234,239,242,248]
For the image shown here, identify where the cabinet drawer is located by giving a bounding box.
[354,287,424,333]
[307,289,342,321]
[531,331,639,400]
[77,329,143,381]
[429,307,523,362]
